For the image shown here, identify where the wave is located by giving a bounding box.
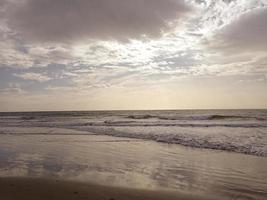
[205,115,265,121]
[69,126,267,157]
[86,122,267,128]
[1,123,266,157]
[1,110,267,157]
[126,114,266,121]
[76,127,267,157]
[127,115,154,119]
[21,116,37,120]
[1,120,267,128]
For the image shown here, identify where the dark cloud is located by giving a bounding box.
[0,0,8,8]
[222,0,235,3]
[209,8,267,53]
[5,0,190,43]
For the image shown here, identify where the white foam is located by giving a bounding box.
[1,110,267,157]
[71,125,267,157]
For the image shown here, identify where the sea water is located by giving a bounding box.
[0,110,267,199]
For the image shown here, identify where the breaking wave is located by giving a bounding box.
[127,114,266,121]
[67,126,267,157]
[1,110,267,157]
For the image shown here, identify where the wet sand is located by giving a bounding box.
[0,134,266,199]
[0,177,211,200]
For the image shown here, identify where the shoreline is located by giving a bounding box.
[0,177,212,200]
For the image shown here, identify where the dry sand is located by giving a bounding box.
[0,177,212,200]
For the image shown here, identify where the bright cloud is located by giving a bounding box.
[14,72,52,82]
[0,0,267,111]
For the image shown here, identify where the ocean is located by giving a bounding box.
[0,109,267,199]
[1,109,267,156]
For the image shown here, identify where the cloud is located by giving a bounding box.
[14,72,52,82]
[207,7,267,53]
[6,0,191,43]
[0,82,25,94]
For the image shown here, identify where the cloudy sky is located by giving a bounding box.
[0,0,267,111]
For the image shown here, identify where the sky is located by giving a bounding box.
[0,0,267,111]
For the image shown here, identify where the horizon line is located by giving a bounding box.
[1,108,267,113]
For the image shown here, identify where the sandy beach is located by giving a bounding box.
[0,133,266,200]
[0,177,212,200]
[0,110,267,200]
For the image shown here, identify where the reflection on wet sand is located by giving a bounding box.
[0,134,267,200]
